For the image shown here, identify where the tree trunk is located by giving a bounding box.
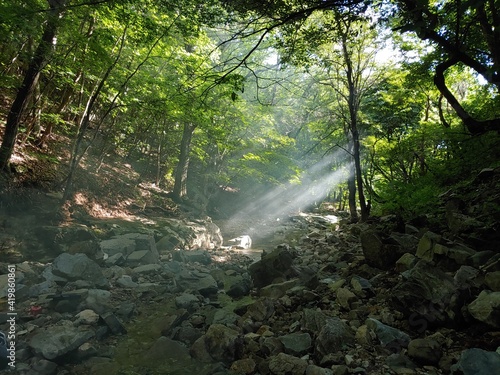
[0,0,66,171]
[173,123,196,200]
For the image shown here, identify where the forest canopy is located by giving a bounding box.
[0,0,499,221]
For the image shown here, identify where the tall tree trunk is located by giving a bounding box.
[0,0,66,171]
[173,123,196,200]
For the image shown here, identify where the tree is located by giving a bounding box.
[386,0,500,134]
[0,0,68,171]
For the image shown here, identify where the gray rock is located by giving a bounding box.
[30,324,94,360]
[84,289,112,315]
[416,231,443,262]
[226,275,252,298]
[104,252,125,266]
[306,365,333,375]
[100,237,136,257]
[230,358,257,374]
[190,324,243,364]
[451,348,500,375]
[116,275,138,288]
[269,352,308,375]
[468,290,500,328]
[30,358,58,375]
[245,297,275,322]
[126,250,159,266]
[101,312,127,335]
[133,263,162,274]
[407,338,442,365]
[248,245,297,288]
[172,250,212,265]
[175,293,199,310]
[301,308,329,333]
[360,230,405,270]
[212,308,240,326]
[145,336,191,362]
[315,317,354,357]
[395,253,418,273]
[51,253,108,288]
[336,287,357,310]
[278,332,312,356]
[392,260,459,325]
[260,279,300,299]
[365,318,410,352]
[74,309,100,326]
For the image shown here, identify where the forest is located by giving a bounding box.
[1,1,500,374]
[0,0,498,223]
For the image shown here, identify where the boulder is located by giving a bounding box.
[190,324,243,364]
[392,260,460,326]
[268,352,308,375]
[467,290,500,328]
[451,348,500,375]
[51,253,108,288]
[315,317,354,357]
[30,324,94,360]
[365,318,410,352]
[360,230,405,270]
[407,338,442,365]
[278,332,312,356]
[248,245,297,288]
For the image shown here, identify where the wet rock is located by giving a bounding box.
[467,290,500,328]
[190,324,243,364]
[51,253,108,288]
[278,332,312,356]
[268,352,308,375]
[365,318,410,352]
[315,317,354,357]
[30,324,94,360]
[248,245,297,288]
[407,338,442,365]
[450,348,500,374]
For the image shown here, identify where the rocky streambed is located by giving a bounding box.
[1,211,500,375]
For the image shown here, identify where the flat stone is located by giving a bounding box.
[30,324,94,360]
[366,318,410,352]
[451,348,500,375]
[278,332,312,356]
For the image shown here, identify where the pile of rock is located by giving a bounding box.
[1,212,499,375]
